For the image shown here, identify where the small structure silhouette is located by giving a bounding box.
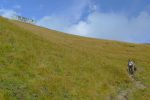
[12,15,36,24]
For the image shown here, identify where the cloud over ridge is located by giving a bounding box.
[37,10,150,43]
[67,11,150,43]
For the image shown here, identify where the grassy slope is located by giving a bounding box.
[0,17,150,99]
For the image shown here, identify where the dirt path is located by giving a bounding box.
[116,89,129,100]
[115,75,146,100]
[130,75,146,90]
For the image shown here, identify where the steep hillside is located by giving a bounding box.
[0,17,150,99]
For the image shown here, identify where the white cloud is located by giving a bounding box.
[67,21,89,36]
[0,9,18,19]
[68,11,150,43]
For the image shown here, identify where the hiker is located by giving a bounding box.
[128,59,136,75]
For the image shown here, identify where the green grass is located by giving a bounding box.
[0,17,150,100]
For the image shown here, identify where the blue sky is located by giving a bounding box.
[0,0,150,43]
